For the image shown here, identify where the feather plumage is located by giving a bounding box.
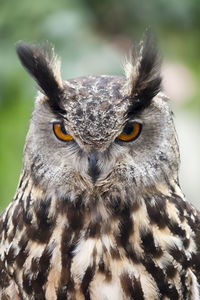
[0,34,199,300]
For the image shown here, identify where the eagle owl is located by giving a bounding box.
[0,33,200,300]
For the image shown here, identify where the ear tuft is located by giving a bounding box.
[124,31,162,114]
[16,42,64,114]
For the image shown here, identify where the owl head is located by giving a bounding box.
[16,33,180,198]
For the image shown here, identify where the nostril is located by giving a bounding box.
[88,152,100,183]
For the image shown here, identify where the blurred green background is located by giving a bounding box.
[0,0,200,212]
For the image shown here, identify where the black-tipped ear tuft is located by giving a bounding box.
[16,42,65,114]
[125,30,162,115]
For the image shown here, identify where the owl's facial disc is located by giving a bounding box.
[52,116,143,184]
[50,78,144,184]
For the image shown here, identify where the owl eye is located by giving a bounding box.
[117,122,142,142]
[53,123,73,142]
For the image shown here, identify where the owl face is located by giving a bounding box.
[17,34,180,197]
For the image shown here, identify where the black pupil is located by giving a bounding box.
[123,123,134,135]
[60,123,67,134]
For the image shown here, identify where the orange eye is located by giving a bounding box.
[117,122,142,142]
[53,123,73,142]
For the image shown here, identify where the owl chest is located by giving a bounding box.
[70,237,130,300]
[42,209,162,300]
[5,188,195,299]
[41,230,169,300]
[42,230,191,300]
[16,216,149,300]
[41,233,151,300]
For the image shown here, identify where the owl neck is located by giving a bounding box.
[10,169,184,242]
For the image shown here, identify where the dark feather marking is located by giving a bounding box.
[0,219,3,233]
[165,285,180,300]
[58,223,77,298]
[23,272,33,295]
[164,264,177,279]
[31,162,43,174]
[15,203,24,232]
[58,195,71,214]
[124,243,140,264]
[86,220,101,238]
[185,210,200,239]
[146,194,190,249]
[169,194,200,256]
[120,273,135,298]
[31,244,53,296]
[109,195,121,216]
[12,202,23,227]
[66,195,84,232]
[16,42,65,115]
[110,246,121,260]
[183,238,190,249]
[0,260,11,289]
[18,232,29,247]
[191,252,200,282]
[127,31,162,115]
[16,236,29,268]
[98,257,105,273]
[60,226,74,268]
[142,257,179,299]
[145,195,168,229]
[140,230,163,258]
[114,198,141,263]
[30,155,40,175]
[5,246,16,265]
[59,225,76,294]
[31,257,40,274]
[120,273,144,300]
[18,171,26,190]
[168,194,188,223]
[2,207,11,239]
[117,201,133,247]
[25,190,32,213]
[22,193,32,225]
[13,191,19,202]
[57,278,74,300]
[132,277,145,300]
[35,198,51,228]
[168,245,189,270]
[21,178,29,194]
[32,287,45,299]
[98,256,112,281]
[134,32,161,93]
[194,224,200,255]
[81,266,95,300]
[30,156,46,187]
[8,202,23,242]
[167,220,191,252]
[56,286,68,300]
[180,272,189,299]
[167,221,186,239]
[26,197,54,243]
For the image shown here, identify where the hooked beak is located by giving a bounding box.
[88,151,100,183]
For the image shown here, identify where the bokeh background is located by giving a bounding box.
[0,0,200,211]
